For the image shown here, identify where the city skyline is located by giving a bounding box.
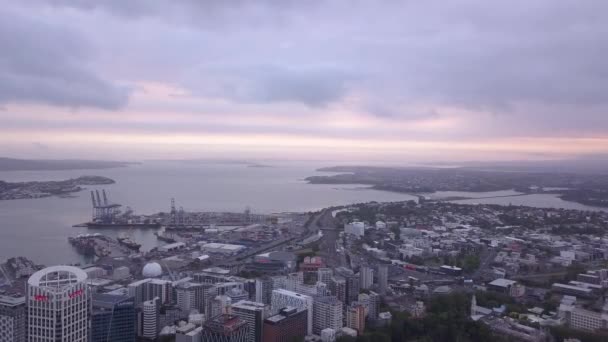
[1,1,608,161]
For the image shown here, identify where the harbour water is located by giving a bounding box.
[0,161,417,264]
[0,161,605,264]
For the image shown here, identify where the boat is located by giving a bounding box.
[116,236,141,251]
[154,232,176,243]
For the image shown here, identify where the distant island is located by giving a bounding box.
[0,157,134,171]
[306,165,608,208]
[0,176,115,201]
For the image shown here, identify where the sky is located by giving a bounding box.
[1,1,608,162]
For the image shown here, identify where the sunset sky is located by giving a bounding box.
[1,1,607,162]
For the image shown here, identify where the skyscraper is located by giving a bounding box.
[27,266,90,342]
[176,282,203,313]
[263,307,308,342]
[313,296,343,335]
[231,301,269,342]
[142,297,160,340]
[271,289,313,335]
[317,268,333,285]
[91,293,136,342]
[377,264,388,295]
[346,303,366,335]
[202,314,249,342]
[0,295,25,342]
[359,266,374,290]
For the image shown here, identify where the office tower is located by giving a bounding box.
[378,264,388,295]
[147,279,173,305]
[366,291,380,320]
[202,314,249,342]
[244,279,257,301]
[271,289,313,335]
[27,266,90,342]
[232,301,269,342]
[142,297,160,340]
[127,278,152,306]
[359,266,374,290]
[263,307,308,342]
[0,295,25,342]
[346,274,360,305]
[285,272,304,291]
[176,282,203,313]
[318,268,333,285]
[329,276,346,304]
[346,303,366,334]
[313,296,343,335]
[255,277,273,305]
[210,295,232,318]
[91,293,136,342]
[271,275,287,291]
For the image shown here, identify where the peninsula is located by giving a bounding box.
[0,176,116,200]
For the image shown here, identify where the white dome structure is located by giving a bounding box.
[142,262,163,278]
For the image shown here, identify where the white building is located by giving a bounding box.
[321,328,336,342]
[313,296,343,335]
[142,297,160,339]
[559,300,608,332]
[271,289,313,335]
[318,268,333,285]
[345,222,365,237]
[27,266,90,342]
[176,282,203,313]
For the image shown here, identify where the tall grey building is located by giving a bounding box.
[91,293,136,342]
[360,266,374,290]
[231,301,269,342]
[377,264,388,295]
[0,295,25,342]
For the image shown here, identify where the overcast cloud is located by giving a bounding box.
[1,1,607,160]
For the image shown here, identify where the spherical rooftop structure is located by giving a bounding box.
[142,262,162,278]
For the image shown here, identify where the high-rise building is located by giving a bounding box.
[147,279,173,305]
[318,268,333,285]
[329,276,346,304]
[359,266,374,290]
[255,277,273,305]
[142,297,160,340]
[91,293,136,342]
[127,278,152,306]
[210,295,232,318]
[0,295,25,342]
[335,267,360,305]
[271,289,313,335]
[313,296,343,335]
[346,303,366,334]
[377,264,388,295]
[176,282,204,313]
[202,314,249,342]
[27,266,90,342]
[231,301,269,342]
[358,291,379,320]
[263,307,308,342]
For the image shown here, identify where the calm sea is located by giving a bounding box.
[0,161,417,264]
[0,161,604,264]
